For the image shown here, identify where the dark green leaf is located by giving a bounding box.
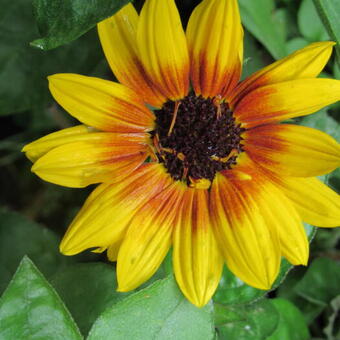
[313,0,340,67]
[239,0,287,59]
[294,257,340,306]
[278,258,340,325]
[267,298,310,340]
[0,256,82,340]
[323,295,340,340]
[242,31,269,79]
[31,0,131,50]
[298,0,328,42]
[312,228,340,252]
[0,208,72,295]
[216,299,279,340]
[0,0,106,117]
[87,276,215,340]
[51,263,129,336]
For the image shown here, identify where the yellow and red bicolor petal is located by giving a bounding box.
[173,189,224,307]
[60,163,172,255]
[117,181,185,292]
[231,41,335,105]
[210,169,282,290]
[22,125,94,162]
[48,73,154,133]
[136,0,190,100]
[186,0,243,99]
[277,176,340,228]
[244,124,340,177]
[97,4,165,108]
[234,78,340,127]
[31,132,148,188]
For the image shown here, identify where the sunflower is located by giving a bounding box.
[23,0,340,307]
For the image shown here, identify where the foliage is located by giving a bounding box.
[0,0,339,339]
[313,0,340,66]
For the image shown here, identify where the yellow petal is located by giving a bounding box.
[278,176,340,227]
[107,239,122,262]
[256,179,309,266]
[186,0,243,98]
[32,132,148,187]
[48,73,154,132]
[117,181,185,291]
[97,4,165,107]
[244,124,340,177]
[136,0,190,100]
[231,41,335,104]
[173,189,224,307]
[60,163,172,255]
[210,170,281,290]
[22,125,94,162]
[235,78,340,127]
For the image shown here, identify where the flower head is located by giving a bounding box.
[23,0,340,307]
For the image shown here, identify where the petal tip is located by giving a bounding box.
[59,241,74,256]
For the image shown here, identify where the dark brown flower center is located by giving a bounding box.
[150,93,245,186]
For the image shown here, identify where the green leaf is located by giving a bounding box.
[298,0,328,42]
[0,208,72,295]
[299,110,340,140]
[278,257,340,325]
[267,298,310,340]
[312,228,340,252]
[239,0,287,59]
[31,0,131,50]
[286,37,309,55]
[299,110,340,191]
[213,224,314,306]
[242,31,268,79]
[313,0,340,67]
[323,295,340,340]
[0,256,82,340]
[294,257,340,306]
[0,0,106,117]
[51,263,130,336]
[87,276,215,340]
[216,299,279,340]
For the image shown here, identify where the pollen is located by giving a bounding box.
[151,93,245,185]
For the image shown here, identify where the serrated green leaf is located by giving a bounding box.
[216,299,279,340]
[31,0,131,50]
[239,0,287,59]
[267,298,310,340]
[0,208,72,295]
[50,263,129,336]
[0,256,82,340]
[313,0,340,67]
[298,0,328,42]
[87,276,215,340]
[294,257,340,306]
